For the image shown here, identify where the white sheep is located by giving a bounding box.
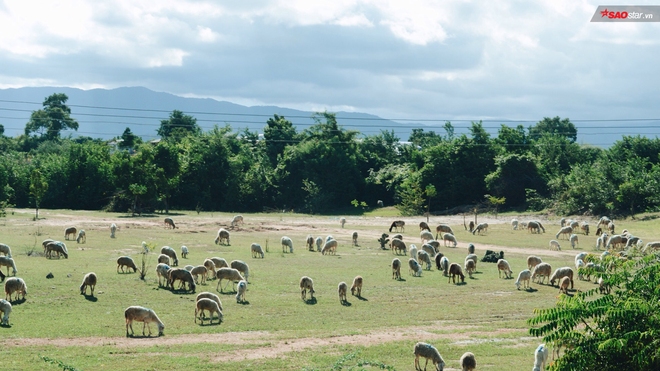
[236,280,247,303]
[532,263,552,284]
[117,256,138,274]
[598,277,611,294]
[326,235,335,242]
[460,351,477,371]
[439,256,449,277]
[549,240,561,251]
[644,241,660,254]
[596,233,608,250]
[156,263,171,287]
[141,241,149,254]
[413,342,445,371]
[281,236,294,253]
[580,222,590,235]
[300,276,315,301]
[597,216,611,229]
[0,243,12,258]
[497,259,513,279]
[215,268,245,292]
[210,257,228,269]
[124,306,164,337]
[251,243,265,258]
[511,218,519,230]
[184,265,194,272]
[527,256,542,271]
[230,260,250,283]
[160,246,179,266]
[214,228,230,246]
[409,244,418,261]
[569,234,579,249]
[0,256,17,276]
[196,291,222,311]
[230,215,244,228]
[442,233,458,247]
[464,259,476,278]
[575,259,586,281]
[527,221,545,234]
[0,298,11,325]
[4,277,27,301]
[110,223,117,238]
[472,223,488,235]
[515,269,531,290]
[549,267,574,289]
[340,217,346,228]
[392,258,401,280]
[79,272,97,296]
[606,234,625,250]
[190,265,208,284]
[421,243,436,257]
[408,258,422,277]
[417,250,432,271]
[45,241,68,259]
[322,239,338,255]
[554,225,573,240]
[338,281,348,303]
[420,230,434,244]
[435,224,454,240]
[195,298,223,324]
[465,254,478,271]
[351,276,363,297]
[157,254,171,265]
[390,238,407,255]
[532,344,548,371]
[352,231,358,246]
[180,245,189,259]
[76,229,86,244]
[315,237,323,252]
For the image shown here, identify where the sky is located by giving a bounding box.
[1,0,659,145]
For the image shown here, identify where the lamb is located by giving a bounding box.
[340,217,346,228]
[306,235,315,251]
[409,244,418,261]
[180,245,189,259]
[532,344,549,371]
[557,276,571,295]
[230,260,250,283]
[390,238,407,255]
[322,239,338,255]
[569,234,579,249]
[392,258,401,280]
[460,351,477,371]
[350,276,363,297]
[413,342,445,371]
[497,259,513,279]
[110,223,117,238]
[435,224,454,240]
[315,237,323,252]
[157,254,171,265]
[442,233,457,247]
[0,298,11,325]
[472,223,488,235]
[235,280,247,303]
[515,269,531,290]
[200,259,215,278]
[64,226,77,240]
[0,256,17,276]
[0,243,12,258]
[409,258,422,277]
[4,277,27,301]
[251,243,265,258]
[596,233,608,250]
[190,265,208,284]
[419,221,431,232]
[195,298,223,324]
[117,256,138,273]
[160,246,179,266]
[549,240,561,251]
[555,226,572,240]
[338,281,348,303]
[46,241,68,259]
[215,268,245,293]
[417,250,432,271]
[420,230,434,244]
[448,263,465,283]
[196,292,222,311]
[280,236,293,253]
[79,272,97,296]
[389,220,405,232]
[214,228,230,246]
[580,222,590,236]
[76,229,86,243]
[532,263,552,284]
[511,218,519,230]
[300,276,315,301]
[168,268,196,293]
[421,244,436,257]
[527,256,542,271]
[465,254,478,270]
[155,263,171,287]
[439,256,449,276]
[124,306,165,337]
[464,259,476,278]
[549,267,574,289]
[230,215,244,228]
[164,217,177,229]
[352,231,358,246]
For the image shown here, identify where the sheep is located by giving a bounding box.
[390,238,407,255]
[575,251,588,265]
[389,220,405,232]
[409,244,418,261]
[168,268,196,292]
[420,230,434,244]
[280,236,293,253]
[251,243,265,258]
[236,280,247,303]
[442,233,457,247]
[515,269,531,290]
[520,221,528,229]
[340,217,346,228]
[322,239,339,255]
[306,235,315,251]
[527,256,542,271]
[184,265,194,271]
[418,250,433,271]
[110,223,117,238]
[391,233,403,241]
[625,236,642,249]
[549,240,561,251]
[195,298,223,324]
[598,277,611,294]
[497,259,513,279]
[230,260,250,283]
[216,268,245,293]
[569,234,579,249]
[413,342,445,371]
[157,254,171,265]
[338,281,348,303]
[569,220,579,230]
[472,223,488,235]
[421,244,436,257]
[196,292,222,311]
[230,215,244,228]
[427,240,440,249]
[460,351,477,371]
[532,263,552,284]
[557,276,571,295]
[532,344,549,371]
[315,237,323,252]
[209,258,228,271]
[555,226,573,240]
[4,277,27,301]
[392,258,402,280]
[559,217,567,227]
[549,267,574,289]
[300,276,315,301]
[575,259,586,280]
[352,231,358,246]
[41,239,55,253]
[596,233,608,250]
[419,221,431,232]
[580,222,590,236]
[164,217,177,229]
[435,224,454,240]
[606,234,626,250]
[607,221,615,234]
[76,229,86,244]
[45,241,68,259]
[64,226,77,240]
[215,228,230,246]
[464,259,476,278]
[0,256,17,276]
[155,263,171,287]
[644,241,660,253]
[79,272,97,296]
[448,263,465,283]
[465,254,478,270]
[439,256,449,276]
[160,246,179,266]
[409,258,422,277]
[467,243,475,255]
[0,298,11,325]
[434,252,445,270]
[350,275,363,297]
[377,200,384,207]
[511,218,519,230]
[181,245,189,259]
[117,256,138,273]
[190,265,208,284]
[597,216,611,229]
[527,221,545,234]
[0,243,12,258]
[124,306,164,337]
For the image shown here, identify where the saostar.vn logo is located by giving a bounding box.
[600,8,629,19]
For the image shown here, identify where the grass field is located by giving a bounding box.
[0,208,658,370]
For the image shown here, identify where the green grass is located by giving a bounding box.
[0,208,659,370]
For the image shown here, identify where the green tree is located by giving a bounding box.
[29,168,48,219]
[408,128,442,148]
[157,110,200,140]
[529,116,577,142]
[494,124,528,155]
[425,184,436,222]
[485,154,545,207]
[264,115,297,167]
[24,93,79,140]
[119,127,141,149]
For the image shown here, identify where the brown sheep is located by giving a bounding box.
[164,217,177,229]
[64,227,77,240]
[392,258,401,280]
[350,275,363,297]
[448,263,465,284]
[117,256,138,273]
[79,272,97,296]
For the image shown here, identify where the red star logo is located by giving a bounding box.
[601,8,609,17]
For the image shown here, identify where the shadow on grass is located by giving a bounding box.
[455,282,468,286]
[396,277,406,282]
[169,288,196,295]
[238,300,250,305]
[118,214,160,219]
[468,276,479,280]
[524,287,538,293]
[83,294,98,302]
[356,295,368,301]
[218,290,237,296]
[197,319,223,326]
[341,300,352,307]
[0,323,11,328]
[126,334,162,339]
[9,298,26,306]
[304,297,317,305]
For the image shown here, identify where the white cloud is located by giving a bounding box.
[147,49,189,67]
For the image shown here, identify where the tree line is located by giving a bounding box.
[1,93,659,217]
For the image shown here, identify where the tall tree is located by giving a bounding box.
[157,110,200,140]
[119,127,141,149]
[529,116,577,142]
[24,93,79,140]
[264,115,297,167]
[29,168,48,219]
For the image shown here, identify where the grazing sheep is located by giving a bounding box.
[79,272,97,296]
[392,258,402,280]
[390,238,407,255]
[160,246,178,266]
[527,221,545,234]
[467,243,475,255]
[409,245,418,261]
[210,257,229,270]
[41,239,55,253]
[468,221,475,233]
[251,243,265,258]
[190,265,208,284]
[575,259,586,280]
[515,269,531,290]
[435,224,454,240]
[64,227,77,240]
[555,226,573,240]
[180,246,189,259]
[110,223,117,238]
[557,276,571,295]
[527,256,542,271]
[377,200,384,207]
[195,298,223,324]
[45,241,68,259]
[420,230,434,244]
[596,233,608,250]
[0,244,12,259]
[300,276,315,301]
[580,222,590,236]
[465,254,478,270]
[511,218,519,230]
[625,236,642,249]
[168,268,196,292]
[340,217,346,228]
[409,258,422,277]
[472,223,488,235]
[448,263,465,283]
[520,222,528,229]
[460,351,477,371]
[350,276,363,296]
[4,277,27,301]
[157,254,171,265]
[497,259,513,279]
[230,215,244,228]
[533,344,549,371]
[389,220,405,232]
[421,244,436,257]
[280,236,294,253]
[532,263,552,284]
[434,252,445,270]
[569,234,579,249]
[196,292,222,311]
[315,237,323,252]
[338,281,348,303]
[306,235,315,251]
[549,240,561,251]
[0,298,11,325]
[442,233,457,247]
[214,229,230,246]
[549,267,574,289]
[419,221,431,232]
[569,220,579,230]
[117,256,138,273]
[598,277,611,294]
[606,234,626,250]
[236,280,247,303]
[322,239,339,255]
[164,217,176,229]
[216,268,245,293]
[352,231,358,246]
[124,306,164,337]
[644,241,660,253]
[464,259,476,278]
[230,260,250,283]
[426,240,440,249]
[418,250,433,271]
[0,257,17,276]
[413,342,445,371]
[439,256,449,276]
[597,216,611,229]
[76,229,86,244]
[156,263,171,287]
[607,221,615,234]
[560,218,567,227]
[391,233,403,241]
